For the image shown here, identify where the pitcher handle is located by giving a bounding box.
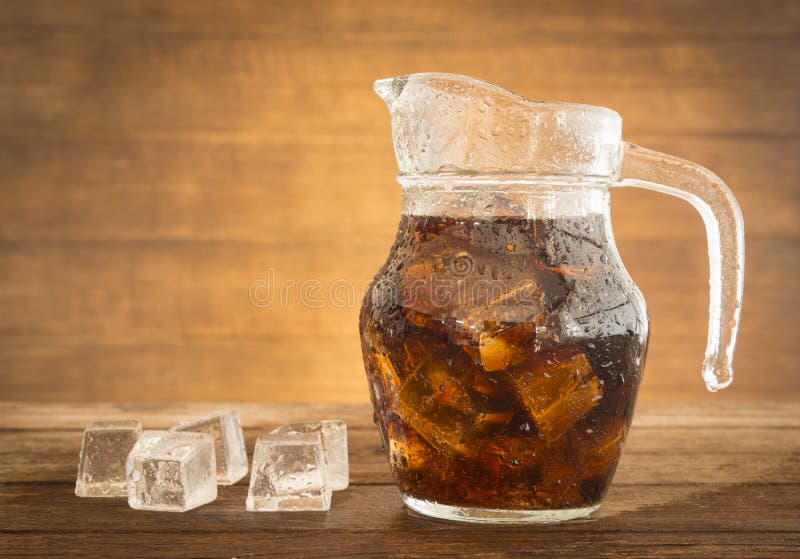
[615,143,745,391]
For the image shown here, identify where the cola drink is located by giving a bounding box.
[360,214,648,511]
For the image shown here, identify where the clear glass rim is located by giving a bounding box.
[398,172,613,189]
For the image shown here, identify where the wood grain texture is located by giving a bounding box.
[0,402,798,558]
[0,0,798,402]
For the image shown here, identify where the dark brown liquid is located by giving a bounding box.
[360,214,648,510]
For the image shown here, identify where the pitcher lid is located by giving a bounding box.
[375,73,623,182]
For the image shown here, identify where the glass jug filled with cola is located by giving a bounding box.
[360,74,744,523]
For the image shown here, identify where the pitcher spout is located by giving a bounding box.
[373,76,409,110]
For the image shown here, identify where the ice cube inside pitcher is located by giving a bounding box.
[396,352,479,455]
[507,351,602,443]
[478,323,536,372]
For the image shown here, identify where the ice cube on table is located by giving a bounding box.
[75,420,142,497]
[126,430,217,512]
[271,420,348,491]
[246,432,331,511]
[508,352,602,443]
[171,409,248,485]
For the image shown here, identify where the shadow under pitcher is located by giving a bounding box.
[359,74,745,523]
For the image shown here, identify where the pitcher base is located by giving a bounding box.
[403,495,599,524]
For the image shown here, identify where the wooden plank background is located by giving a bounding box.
[0,0,797,403]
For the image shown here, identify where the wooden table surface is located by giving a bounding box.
[1,401,798,558]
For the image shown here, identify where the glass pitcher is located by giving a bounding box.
[359,73,744,523]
